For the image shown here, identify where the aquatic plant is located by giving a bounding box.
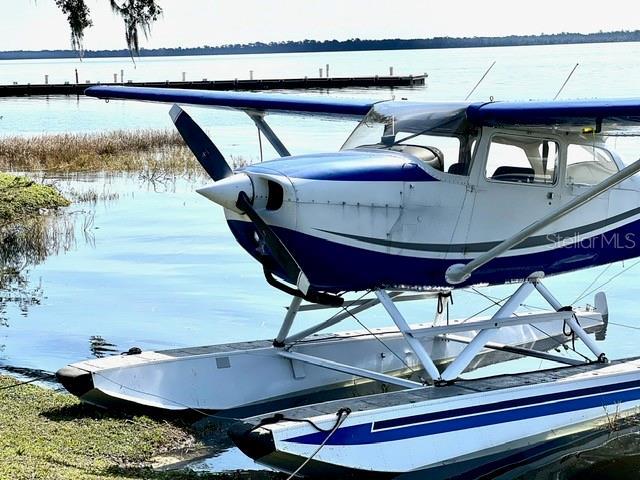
[0,130,252,177]
[0,130,183,171]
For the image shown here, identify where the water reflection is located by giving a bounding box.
[1,213,75,270]
[0,211,84,326]
[509,422,640,480]
[88,335,118,358]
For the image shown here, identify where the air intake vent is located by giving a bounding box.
[266,180,284,210]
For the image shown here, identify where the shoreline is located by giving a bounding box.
[2,31,640,61]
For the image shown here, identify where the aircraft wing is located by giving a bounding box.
[467,99,640,131]
[85,86,375,119]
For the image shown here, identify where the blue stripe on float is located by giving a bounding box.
[373,378,640,430]
[285,380,640,446]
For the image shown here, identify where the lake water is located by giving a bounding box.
[2,42,640,477]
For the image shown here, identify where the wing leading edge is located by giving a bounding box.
[84,85,376,119]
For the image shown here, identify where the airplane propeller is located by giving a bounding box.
[169,105,233,181]
[169,104,343,307]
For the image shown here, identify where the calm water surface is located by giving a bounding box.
[2,42,640,477]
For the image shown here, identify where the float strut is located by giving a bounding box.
[534,280,607,362]
[274,296,303,347]
[376,290,441,382]
[441,277,537,381]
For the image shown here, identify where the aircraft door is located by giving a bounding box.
[466,132,562,259]
[562,142,618,245]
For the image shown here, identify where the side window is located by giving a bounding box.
[485,135,558,185]
[566,144,618,186]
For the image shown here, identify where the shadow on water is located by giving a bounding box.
[40,402,284,479]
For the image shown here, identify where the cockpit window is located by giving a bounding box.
[566,144,618,186]
[385,132,461,173]
[341,101,476,175]
[485,134,558,185]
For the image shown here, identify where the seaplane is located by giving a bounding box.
[57,85,640,477]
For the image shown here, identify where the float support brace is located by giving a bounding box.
[376,290,442,382]
[441,277,537,381]
[284,292,403,344]
[274,296,303,347]
[534,281,607,361]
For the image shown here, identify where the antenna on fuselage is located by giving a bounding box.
[464,61,496,101]
[553,63,579,100]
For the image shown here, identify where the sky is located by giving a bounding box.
[2,0,640,51]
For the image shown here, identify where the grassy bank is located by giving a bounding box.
[0,375,193,479]
[0,376,280,480]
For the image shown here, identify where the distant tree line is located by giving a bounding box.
[3,30,640,60]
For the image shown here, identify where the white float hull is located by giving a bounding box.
[57,311,602,416]
[231,357,640,477]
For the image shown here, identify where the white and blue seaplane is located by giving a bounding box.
[57,85,640,477]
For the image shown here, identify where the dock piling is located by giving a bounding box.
[0,74,427,97]
[326,64,330,77]
[182,72,186,82]
[120,70,124,83]
[390,66,394,76]
[319,68,323,78]
[249,70,254,80]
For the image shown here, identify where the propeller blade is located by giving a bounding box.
[236,191,343,307]
[236,191,308,292]
[169,104,233,181]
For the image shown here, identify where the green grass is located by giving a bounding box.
[0,173,70,225]
[0,376,280,479]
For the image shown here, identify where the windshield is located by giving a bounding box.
[341,101,476,174]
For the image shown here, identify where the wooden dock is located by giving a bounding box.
[0,74,427,97]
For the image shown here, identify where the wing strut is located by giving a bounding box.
[446,157,640,285]
[247,112,291,157]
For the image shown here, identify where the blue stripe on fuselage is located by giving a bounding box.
[226,216,640,292]
[285,378,640,446]
[244,151,437,181]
